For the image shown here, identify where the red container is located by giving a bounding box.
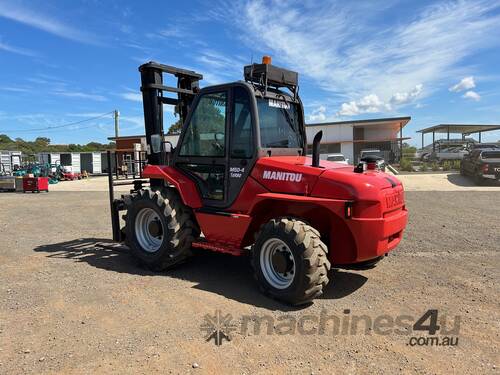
[23,177,49,193]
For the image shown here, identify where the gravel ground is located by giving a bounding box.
[0,189,499,374]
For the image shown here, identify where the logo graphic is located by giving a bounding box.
[200,310,238,346]
[268,99,290,109]
[263,170,303,182]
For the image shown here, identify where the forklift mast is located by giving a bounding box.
[139,62,203,165]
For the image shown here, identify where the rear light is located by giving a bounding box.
[366,162,377,170]
[345,201,353,219]
[482,164,489,173]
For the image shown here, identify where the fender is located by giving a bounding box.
[142,165,202,208]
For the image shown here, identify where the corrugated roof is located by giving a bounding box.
[417,124,500,134]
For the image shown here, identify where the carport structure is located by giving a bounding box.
[417,124,500,151]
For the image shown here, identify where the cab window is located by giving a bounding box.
[257,98,302,148]
[231,87,254,158]
[179,92,227,157]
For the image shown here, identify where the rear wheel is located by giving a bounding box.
[252,218,331,305]
[474,172,484,185]
[124,188,199,271]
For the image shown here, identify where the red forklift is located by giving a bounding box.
[108,57,408,305]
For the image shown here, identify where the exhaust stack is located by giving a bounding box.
[312,131,323,168]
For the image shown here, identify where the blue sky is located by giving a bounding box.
[1,0,500,146]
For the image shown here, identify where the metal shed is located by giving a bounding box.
[80,152,103,174]
[417,124,500,150]
[0,150,22,174]
[59,153,81,173]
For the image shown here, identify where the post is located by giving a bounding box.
[447,125,450,141]
[114,110,120,138]
[479,131,482,143]
[421,132,424,149]
[399,123,403,162]
[432,131,435,152]
[107,151,120,241]
[114,152,119,179]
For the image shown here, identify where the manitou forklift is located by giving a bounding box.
[108,56,408,305]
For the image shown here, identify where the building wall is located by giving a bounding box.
[363,126,397,141]
[341,143,354,164]
[306,124,353,144]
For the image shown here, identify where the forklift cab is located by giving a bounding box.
[173,82,306,208]
[140,57,307,209]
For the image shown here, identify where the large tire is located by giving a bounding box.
[473,172,484,186]
[252,218,331,305]
[124,188,199,271]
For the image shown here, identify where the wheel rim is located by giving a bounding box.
[260,238,295,289]
[134,208,164,253]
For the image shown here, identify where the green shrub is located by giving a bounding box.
[442,161,451,171]
[400,158,413,172]
[420,163,428,172]
[431,162,440,171]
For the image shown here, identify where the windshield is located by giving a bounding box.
[257,98,303,148]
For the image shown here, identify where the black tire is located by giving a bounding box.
[474,172,484,186]
[252,218,331,305]
[343,256,384,270]
[124,188,199,271]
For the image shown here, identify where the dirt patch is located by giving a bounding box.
[0,191,498,374]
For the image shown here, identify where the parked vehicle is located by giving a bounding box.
[60,165,82,181]
[461,149,500,184]
[435,145,469,161]
[325,153,348,164]
[107,57,408,305]
[360,149,386,171]
[467,143,500,151]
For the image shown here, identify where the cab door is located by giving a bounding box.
[226,85,257,206]
[174,89,229,208]
[173,84,257,209]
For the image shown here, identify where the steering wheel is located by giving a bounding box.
[211,132,224,152]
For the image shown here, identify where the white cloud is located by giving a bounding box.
[462,90,481,101]
[449,76,476,92]
[224,0,500,114]
[0,3,100,45]
[0,86,31,93]
[0,40,37,57]
[338,85,423,116]
[308,105,327,122]
[120,92,142,102]
[390,84,423,105]
[338,94,390,116]
[52,90,107,102]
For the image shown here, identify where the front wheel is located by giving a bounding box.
[124,188,199,271]
[252,218,331,305]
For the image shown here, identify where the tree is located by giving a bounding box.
[167,119,183,135]
[0,134,13,143]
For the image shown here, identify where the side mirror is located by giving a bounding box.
[151,134,162,153]
[163,141,174,153]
